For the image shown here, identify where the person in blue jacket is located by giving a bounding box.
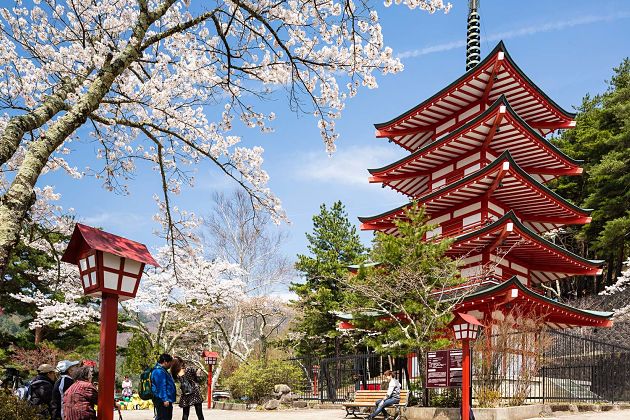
[152,354,176,420]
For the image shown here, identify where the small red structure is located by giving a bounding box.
[62,224,158,300]
[62,224,157,420]
[201,350,219,409]
[449,313,482,420]
[312,365,320,396]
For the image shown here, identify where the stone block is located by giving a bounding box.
[264,399,279,410]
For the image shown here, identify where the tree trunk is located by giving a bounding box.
[0,23,148,271]
[34,326,43,345]
[212,362,223,390]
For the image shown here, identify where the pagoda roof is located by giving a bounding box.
[448,211,603,284]
[374,42,575,151]
[361,151,591,234]
[369,97,583,195]
[458,277,612,328]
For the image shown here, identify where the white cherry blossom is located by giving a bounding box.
[0,0,451,270]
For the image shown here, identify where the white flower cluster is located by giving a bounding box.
[0,0,449,233]
[600,258,630,317]
[123,246,246,316]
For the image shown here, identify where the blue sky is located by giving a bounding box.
[46,1,630,284]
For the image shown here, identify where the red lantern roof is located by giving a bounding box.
[338,321,355,331]
[61,223,159,267]
[449,312,483,328]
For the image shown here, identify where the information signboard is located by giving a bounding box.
[448,349,463,387]
[426,350,449,387]
[425,349,465,388]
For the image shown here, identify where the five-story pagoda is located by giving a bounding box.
[358,39,612,329]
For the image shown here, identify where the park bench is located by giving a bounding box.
[343,389,409,419]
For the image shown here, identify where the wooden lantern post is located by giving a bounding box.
[450,312,482,420]
[202,350,219,409]
[62,224,158,420]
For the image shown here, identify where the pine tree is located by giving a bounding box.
[550,58,630,291]
[289,201,367,357]
[343,205,462,356]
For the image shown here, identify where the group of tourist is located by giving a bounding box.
[25,360,96,420]
[152,353,205,420]
[22,353,204,420]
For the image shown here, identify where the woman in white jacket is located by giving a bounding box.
[367,370,401,420]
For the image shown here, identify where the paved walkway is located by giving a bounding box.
[119,408,343,419]
[119,407,630,420]
[529,410,630,420]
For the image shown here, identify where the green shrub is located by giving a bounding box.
[429,388,460,407]
[0,392,41,420]
[225,359,303,403]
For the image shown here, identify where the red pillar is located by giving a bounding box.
[97,293,119,420]
[207,367,213,409]
[313,370,318,396]
[461,339,471,420]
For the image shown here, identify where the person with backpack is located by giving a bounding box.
[29,363,56,418]
[151,353,176,420]
[171,357,204,420]
[51,360,80,420]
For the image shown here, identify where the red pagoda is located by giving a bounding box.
[359,40,612,329]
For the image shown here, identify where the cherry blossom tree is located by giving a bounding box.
[0,0,451,273]
[599,257,630,319]
[121,246,247,353]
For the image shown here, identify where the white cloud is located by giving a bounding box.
[269,290,298,302]
[295,144,405,187]
[398,13,630,59]
[82,211,148,228]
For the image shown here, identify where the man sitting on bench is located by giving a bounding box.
[367,370,400,419]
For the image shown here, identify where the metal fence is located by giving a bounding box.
[288,329,630,405]
[288,353,420,403]
[538,330,630,403]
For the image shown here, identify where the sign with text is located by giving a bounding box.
[426,349,465,388]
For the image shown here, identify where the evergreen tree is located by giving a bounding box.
[343,205,462,356]
[550,58,630,291]
[289,201,367,357]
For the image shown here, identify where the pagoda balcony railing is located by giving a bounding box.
[430,275,546,298]
[428,218,496,241]
[430,275,502,297]
[430,171,467,193]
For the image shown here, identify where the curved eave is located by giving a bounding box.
[453,210,603,269]
[459,276,613,327]
[369,96,581,177]
[347,261,382,273]
[375,41,575,133]
[417,151,590,216]
[360,151,590,226]
[370,98,506,174]
[358,200,410,225]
